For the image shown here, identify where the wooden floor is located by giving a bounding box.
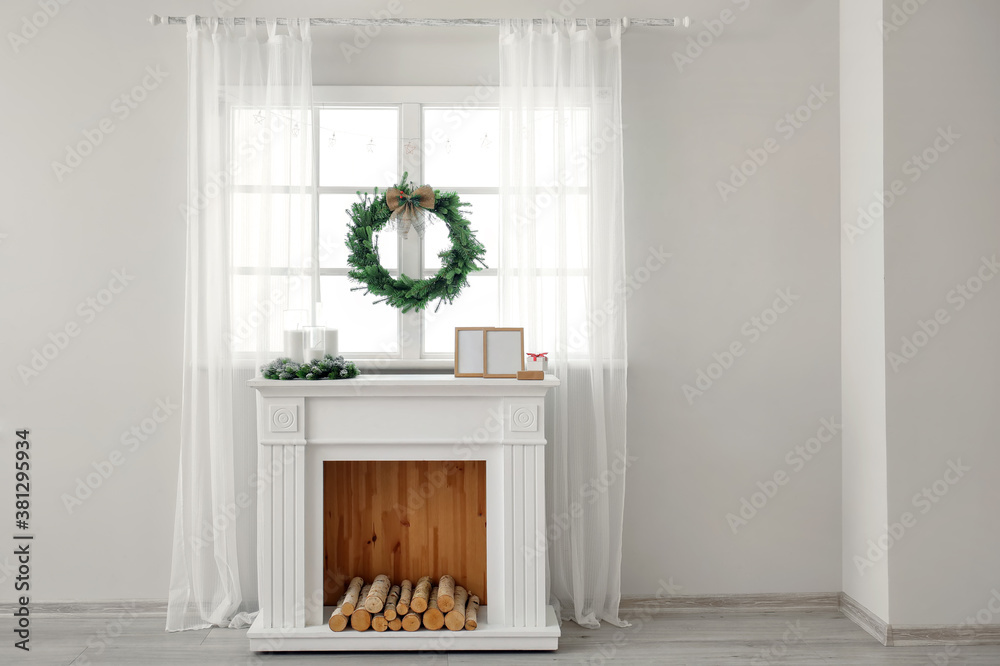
[6,607,1000,664]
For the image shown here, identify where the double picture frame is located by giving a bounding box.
[454,327,525,378]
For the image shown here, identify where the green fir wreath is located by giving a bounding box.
[346,174,487,313]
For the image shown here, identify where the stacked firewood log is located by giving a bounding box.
[328,575,480,632]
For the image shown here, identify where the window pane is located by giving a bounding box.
[423,275,498,354]
[532,193,588,271]
[423,195,498,271]
[532,107,590,187]
[231,275,314,354]
[547,276,589,355]
[319,107,399,187]
[232,108,312,187]
[319,276,399,354]
[487,276,588,355]
[320,194,397,270]
[232,193,312,268]
[423,108,499,187]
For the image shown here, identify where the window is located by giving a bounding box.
[315,104,401,356]
[420,106,500,354]
[232,87,501,366]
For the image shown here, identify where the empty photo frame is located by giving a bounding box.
[484,328,525,378]
[455,327,488,377]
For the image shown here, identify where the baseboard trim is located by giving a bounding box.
[836,594,1000,647]
[11,596,1000,646]
[0,600,167,615]
[620,592,840,613]
[839,593,890,646]
[891,624,1000,647]
[6,594,842,617]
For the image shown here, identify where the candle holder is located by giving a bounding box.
[302,326,326,362]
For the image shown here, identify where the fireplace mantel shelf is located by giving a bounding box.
[248,373,559,397]
[248,373,561,652]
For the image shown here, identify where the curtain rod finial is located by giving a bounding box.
[682,16,691,28]
[149,14,163,27]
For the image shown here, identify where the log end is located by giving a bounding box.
[401,613,422,632]
[445,611,465,631]
[350,609,371,631]
[328,613,348,632]
[422,609,445,631]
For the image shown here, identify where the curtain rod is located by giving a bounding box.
[148,15,690,28]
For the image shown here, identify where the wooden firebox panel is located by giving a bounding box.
[323,460,488,607]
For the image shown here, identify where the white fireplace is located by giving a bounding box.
[246,374,561,651]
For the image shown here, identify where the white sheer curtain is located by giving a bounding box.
[167,16,315,631]
[499,18,629,629]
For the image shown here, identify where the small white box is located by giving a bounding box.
[525,356,548,372]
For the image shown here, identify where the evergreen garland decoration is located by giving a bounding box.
[346,174,487,312]
[261,355,360,381]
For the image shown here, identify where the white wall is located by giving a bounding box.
[839,0,889,620]
[621,0,841,596]
[883,0,1000,626]
[0,0,841,603]
[0,0,188,601]
[835,0,1000,628]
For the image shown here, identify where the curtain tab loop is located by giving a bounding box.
[612,18,626,39]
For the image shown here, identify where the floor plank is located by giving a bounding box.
[1,609,999,665]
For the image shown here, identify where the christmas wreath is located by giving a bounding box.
[260,355,359,381]
[346,174,487,312]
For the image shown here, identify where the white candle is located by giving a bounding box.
[283,329,304,363]
[324,329,339,358]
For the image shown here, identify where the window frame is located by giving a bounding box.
[312,85,499,370]
[230,86,608,368]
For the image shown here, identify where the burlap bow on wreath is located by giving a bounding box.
[386,185,435,237]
